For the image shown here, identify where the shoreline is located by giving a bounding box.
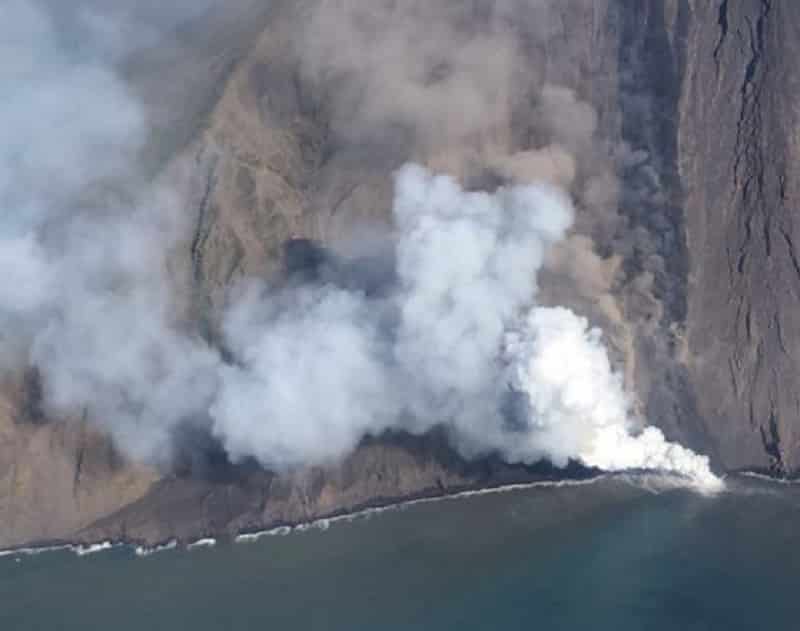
[1,469,784,561]
[234,474,611,544]
[739,471,800,485]
[0,474,608,560]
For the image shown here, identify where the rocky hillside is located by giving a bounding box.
[1,0,797,549]
[681,0,800,475]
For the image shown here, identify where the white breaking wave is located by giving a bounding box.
[75,541,118,556]
[740,472,799,486]
[0,541,120,560]
[0,544,73,559]
[236,527,293,544]
[187,538,217,550]
[135,540,178,558]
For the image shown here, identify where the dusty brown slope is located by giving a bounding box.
[1,0,798,549]
[0,375,157,547]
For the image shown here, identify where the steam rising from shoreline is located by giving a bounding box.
[212,166,721,491]
[211,165,574,470]
[504,308,722,491]
[0,0,723,492]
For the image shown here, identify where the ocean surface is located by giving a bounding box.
[2,474,799,630]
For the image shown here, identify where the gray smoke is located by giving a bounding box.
[1,1,721,490]
[0,0,219,464]
[210,165,721,491]
[211,165,572,468]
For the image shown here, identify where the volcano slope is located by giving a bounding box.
[1,0,797,548]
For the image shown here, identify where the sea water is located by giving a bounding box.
[2,475,799,630]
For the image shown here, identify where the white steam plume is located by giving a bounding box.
[504,308,723,491]
[212,165,723,491]
[0,0,220,465]
[211,284,397,469]
[210,165,573,468]
[1,0,723,492]
[392,165,572,435]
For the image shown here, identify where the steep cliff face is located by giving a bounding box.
[1,0,797,549]
[681,0,800,475]
[0,377,157,548]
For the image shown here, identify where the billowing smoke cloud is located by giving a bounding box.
[210,165,722,491]
[0,0,722,491]
[390,166,571,449]
[211,165,572,469]
[0,0,220,463]
[211,282,395,468]
[300,0,522,159]
[504,308,722,490]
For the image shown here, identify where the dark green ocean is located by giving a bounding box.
[2,475,799,630]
